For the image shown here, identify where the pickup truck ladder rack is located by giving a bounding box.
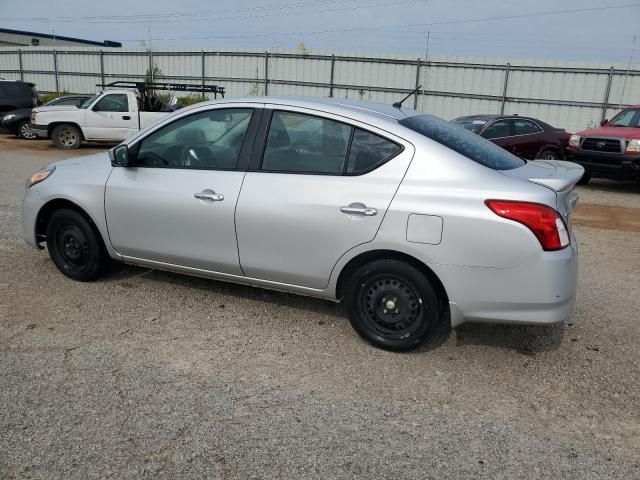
[99,81,225,98]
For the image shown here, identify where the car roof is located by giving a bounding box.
[192,96,421,124]
[0,80,35,87]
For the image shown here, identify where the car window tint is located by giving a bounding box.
[262,111,352,174]
[136,108,253,169]
[94,94,129,112]
[346,129,401,174]
[400,114,525,170]
[481,120,511,139]
[513,119,541,135]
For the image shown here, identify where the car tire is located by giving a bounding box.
[46,209,107,281]
[52,124,82,149]
[577,173,591,185]
[345,259,441,351]
[536,149,559,160]
[17,120,36,139]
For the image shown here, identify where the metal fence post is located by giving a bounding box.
[18,49,24,82]
[99,50,105,89]
[414,58,421,109]
[201,50,206,99]
[264,51,269,96]
[601,66,614,122]
[500,62,510,114]
[329,54,335,97]
[53,49,59,93]
[148,49,153,82]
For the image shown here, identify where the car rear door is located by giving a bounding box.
[84,93,135,140]
[105,105,261,274]
[234,106,414,290]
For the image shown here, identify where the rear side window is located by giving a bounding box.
[513,119,542,135]
[346,129,402,174]
[400,114,525,170]
[481,119,511,139]
[262,111,352,174]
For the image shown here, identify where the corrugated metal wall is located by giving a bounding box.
[1,46,638,132]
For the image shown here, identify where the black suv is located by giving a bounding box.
[0,80,41,113]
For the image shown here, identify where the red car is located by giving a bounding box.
[452,114,569,160]
[565,105,640,183]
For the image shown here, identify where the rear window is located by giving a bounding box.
[400,114,525,170]
[0,82,32,97]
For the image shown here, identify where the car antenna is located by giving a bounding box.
[393,85,422,108]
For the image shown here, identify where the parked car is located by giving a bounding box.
[0,80,41,115]
[22,97,583,351]
[452,114,569,160]
[1,95,90,139]
[565,105,640,183]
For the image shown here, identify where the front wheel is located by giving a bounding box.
[17,120,37,139]
[46,209,106,281]
[52,124,82,149]
[345,259,441,351]
[536,149,559,160]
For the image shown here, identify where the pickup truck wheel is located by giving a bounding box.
[46,209,106,281]
[536,149,559,160]
[17,120,37,139]
[52,124,82,149]
[345,259,440,351]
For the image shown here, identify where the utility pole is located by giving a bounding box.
[618,34,637,110]
[420,31,430,111]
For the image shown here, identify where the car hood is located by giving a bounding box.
[50,151,111,168]
[33,105,80,114]
[2,107,31,117]
[575,126,640,139]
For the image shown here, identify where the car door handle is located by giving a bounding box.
[122,115,131,120]
[340,204,377,216]
[194,191,224,201]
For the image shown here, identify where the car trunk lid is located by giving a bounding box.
[500,159,584,229]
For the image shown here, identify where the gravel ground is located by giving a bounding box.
[1,135,639,479]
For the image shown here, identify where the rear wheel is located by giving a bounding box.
[536,149,559,160]
[52,124,82,149]
[17,120,36,139]
[46,209,106,281]
[345,259,441,351]
[577,173,591,185]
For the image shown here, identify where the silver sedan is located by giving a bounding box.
[22,97,583,350]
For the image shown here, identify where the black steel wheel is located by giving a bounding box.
[46,209,106,281]
[345,259,441,351]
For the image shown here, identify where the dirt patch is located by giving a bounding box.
[0,133,112,152]
[573,202,640,233]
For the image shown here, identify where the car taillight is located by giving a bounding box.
[32,97,37,107]
[485,200,570,251]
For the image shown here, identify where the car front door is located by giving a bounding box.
[84,93,135,140]
[235,107,414,290]
[105,105,260,274]
[511,118,544,159]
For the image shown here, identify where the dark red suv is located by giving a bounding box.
[452,114,569,160]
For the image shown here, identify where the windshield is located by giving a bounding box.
[451,118,487,133]
[400,114,525,170]
[79,94,101,109]
[608,108,640,128]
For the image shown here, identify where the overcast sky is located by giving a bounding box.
[2,0,639,63]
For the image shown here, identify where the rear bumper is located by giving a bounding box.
[30,123,49,139]
[566,149,640,181]
[441,237,578,328]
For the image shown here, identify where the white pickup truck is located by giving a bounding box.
[31,90,171,149]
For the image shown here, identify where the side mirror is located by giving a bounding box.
[600,119,608,126]
[110,144,130,167]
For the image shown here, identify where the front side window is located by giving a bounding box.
[346,129,402,174]
[513,119,542,135]
[400,114,525,170]
[262,111,352,174]
[94,94,128,112]
[480,120,511,139]
[135,108,253,169]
